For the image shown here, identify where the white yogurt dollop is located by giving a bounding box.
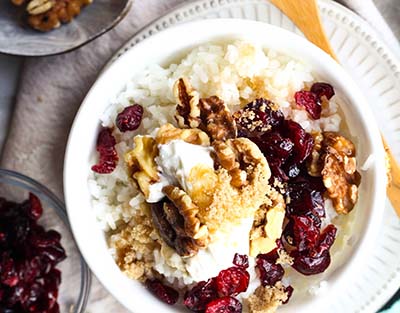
[154,217,255,285]
[185,217,254,282]
[147,139,215,203]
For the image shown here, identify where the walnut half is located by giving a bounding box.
[150,185,209,257]
[320,132,361,214]
[174,78,237,142]
[213,137,270,188]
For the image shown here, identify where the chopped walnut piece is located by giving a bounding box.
[198,96,237,141]
[25,0,93,32]
[155,123,210,146]
[174,78,237,141]
[307,131,324,177]
[173,78,201,129]
[125,136,159,199]
[320,132,361,214]
[150,186,209,257]
[245,282,289,313]
[213,138,268,188]
[162,185,206,239]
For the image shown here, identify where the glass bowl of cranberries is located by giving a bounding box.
[0,169,91,313]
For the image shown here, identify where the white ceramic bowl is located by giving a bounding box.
[64,19,387,312]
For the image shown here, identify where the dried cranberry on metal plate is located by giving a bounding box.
[116,104,144,132]
[205,296,242,313]
[145,279,179,305]
[91,127,119,174]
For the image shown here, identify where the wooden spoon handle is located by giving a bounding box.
[270,0,337,59]
[383,137,400,213]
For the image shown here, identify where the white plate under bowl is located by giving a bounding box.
[64,18,386,313]
[103,1,400,312]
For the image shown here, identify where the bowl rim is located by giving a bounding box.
[0,168,92,313]
[64,18,387,312]
[0,0,133,57]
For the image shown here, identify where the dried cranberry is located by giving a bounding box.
[39,245,66,265]
[291,250,331,276]
[281,120,314,164]
[269,161,289,182]
[31,230,61,249]
[115,104,144,132]
[256,250,284,287]
[292,216,320,252]
[145,279,179,305]
[27,193,43,221]
[232,253,249,269]
[256,132,294,163]
[234,98,284,134]
[312,224,337,257]
[205,296,242,313]
[310,82,335,100]
[291,225,337,275]
[282,285,294,304]
[0,194,65,312]
[0,254,19,287]
[290,174,326,193]
[184,278,218,311]
[91,127,119,174]
[286,179,325,221]
[294,90,321,120]
[216,267,249,297]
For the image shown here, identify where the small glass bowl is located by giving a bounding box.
[0,169,91,312]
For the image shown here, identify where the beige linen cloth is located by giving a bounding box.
[1,0,185,311]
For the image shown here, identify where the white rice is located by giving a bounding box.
[88,41,351,294]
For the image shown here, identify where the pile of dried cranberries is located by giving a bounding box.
[0,193,66,312]
[235,82,338,276]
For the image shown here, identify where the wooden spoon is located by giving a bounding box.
[270,0,400,217]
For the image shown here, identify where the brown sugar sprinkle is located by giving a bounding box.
[245,282,289,313]
[109,204,159,281]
